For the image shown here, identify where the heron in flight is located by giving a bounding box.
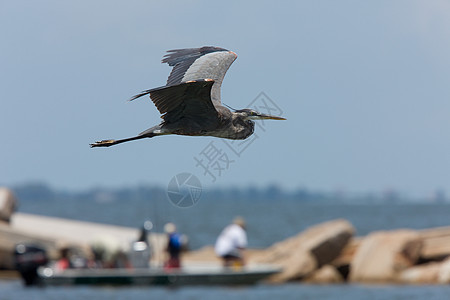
[90,46,285,148]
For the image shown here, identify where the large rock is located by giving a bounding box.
[399,262,440,284]
[252,219,354,282]
[250,232,317,283]
[331,237,362,280]
[349,230,423,283]
[402,256,450,284]
[304,265,344,284]
[301,219,355,267]
[418,227,450,261]
[0,188,17,223]
[266,250,317,283]
[331,237,361,267]
[438,257,450,283]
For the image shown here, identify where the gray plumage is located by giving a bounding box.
[91,46,285,148]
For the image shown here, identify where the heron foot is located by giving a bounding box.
[90,139,116,148]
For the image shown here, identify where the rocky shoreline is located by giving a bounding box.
[245,219,450,284]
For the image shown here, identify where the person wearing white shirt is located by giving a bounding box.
[215,216,247,267]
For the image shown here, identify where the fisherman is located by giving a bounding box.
[129,220,152,268]
[164,222,187,269]
[215,216,248,267]
[55,246,71,270]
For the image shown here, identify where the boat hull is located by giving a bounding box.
[37,265,280,286]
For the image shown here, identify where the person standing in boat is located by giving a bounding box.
[129,220,152,268]
[164,222,187,269]
[215,216,248,268]
[55,246,71,270]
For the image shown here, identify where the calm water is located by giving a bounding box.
[6,198,450,298]
[3,280,450,300]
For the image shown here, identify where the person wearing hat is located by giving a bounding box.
[214,216,248,267]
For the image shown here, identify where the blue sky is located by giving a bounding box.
[1,1,450,197]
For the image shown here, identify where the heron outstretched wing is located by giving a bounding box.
[130,79,220,129]
[162,46,237,106]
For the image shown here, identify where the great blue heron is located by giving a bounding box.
[90,46,285,148]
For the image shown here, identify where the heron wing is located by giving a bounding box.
[162,46,237,106]
[130,80,220,128]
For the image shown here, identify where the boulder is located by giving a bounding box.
[399,262,440,284]
[304,265,344,284]
[400,256,450,284]
[418,227,450,261]
[331,237,361,267]
[331,237,362,279]
[0,188,17,223]
[301,219,355,267]
[252,219,354,282]
[438,257,450,283]
[349,230,423,283]
[266,250,317,283]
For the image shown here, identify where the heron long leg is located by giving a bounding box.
[90,134,155,148]
[90,125,167,148]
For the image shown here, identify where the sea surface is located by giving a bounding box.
[4,197,450,299]
[3,280,450,300]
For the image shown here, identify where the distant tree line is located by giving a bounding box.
[7,182,432,205]
[9,182,330,204]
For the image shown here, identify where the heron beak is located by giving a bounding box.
[253,113,286,120]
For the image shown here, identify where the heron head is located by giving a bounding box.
[235,109,286,121]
